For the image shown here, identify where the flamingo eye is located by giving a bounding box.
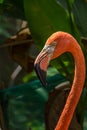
[43,41,57,54]
[51,41,57,50]
[52,41,57,45]
[43,45,52,53]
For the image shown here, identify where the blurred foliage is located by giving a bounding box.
[0,0,4,4]
[24,0,87,84]
[22,67,59,83]
[72,0,87,37]
[0,16,10,42]
[0,0,87,130]
[0,0,24,19]
[0,69,67,130]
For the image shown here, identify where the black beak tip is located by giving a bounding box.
[34,63,47,87]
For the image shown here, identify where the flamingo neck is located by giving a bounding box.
[55,42,86,130]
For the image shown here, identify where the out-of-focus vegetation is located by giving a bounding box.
[24,0,87,83]
[0,0,87,82]
[0,0,87,130]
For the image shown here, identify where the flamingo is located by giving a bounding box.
[34,31,86,130]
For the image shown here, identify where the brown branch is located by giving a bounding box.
[0,39,33,48]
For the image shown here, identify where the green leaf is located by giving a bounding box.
[0,0,4,4]
[55,0,75,11]
[56,0,68,11]
[72,0,87,37]
[24,0,72,48]
[24,0,77,82]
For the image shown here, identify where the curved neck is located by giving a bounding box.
[55,42,86,130]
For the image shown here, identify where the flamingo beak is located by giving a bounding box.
[34,61,47,86]
[34,44,56,86]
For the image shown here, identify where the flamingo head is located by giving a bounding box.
[34,32,72,86]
